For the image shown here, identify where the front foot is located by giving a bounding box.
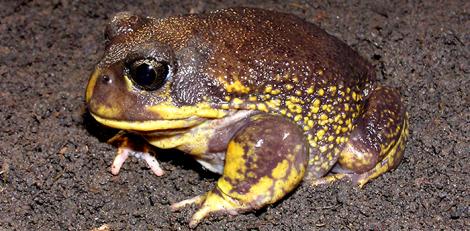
[171,114,308,227]
[108,131,164,176]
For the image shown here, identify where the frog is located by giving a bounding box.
[85,8,409,227]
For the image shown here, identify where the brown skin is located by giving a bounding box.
[86,8,409,227]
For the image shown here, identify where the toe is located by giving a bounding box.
[188,190,241,228]
[142,152,164,176]
[170,194,206,212]
[111,148,130,175]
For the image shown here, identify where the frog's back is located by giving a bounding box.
[154,8,375,94]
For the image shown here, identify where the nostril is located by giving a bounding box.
[102,75,112,84]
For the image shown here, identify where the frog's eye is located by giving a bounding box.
[128,59,170,91]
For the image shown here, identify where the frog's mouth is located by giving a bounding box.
[90,112,207,132]
[89,103,230,132]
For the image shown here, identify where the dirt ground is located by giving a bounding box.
[0,0,468,230]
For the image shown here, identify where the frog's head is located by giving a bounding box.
[86,12,228,132]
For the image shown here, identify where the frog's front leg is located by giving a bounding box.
[171,114,308,227]
[107,131,164,176]
[312,86,409,187]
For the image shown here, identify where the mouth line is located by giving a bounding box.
[90,112,206,131]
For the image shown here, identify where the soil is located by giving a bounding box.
[1,0,468,230]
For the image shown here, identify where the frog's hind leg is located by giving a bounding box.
[312,86,409,187]
[171,114,309,227]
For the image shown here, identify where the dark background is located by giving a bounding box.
[0,0,468,230]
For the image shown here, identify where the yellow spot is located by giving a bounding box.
[264,85,273,93]
[334,148,340,154]
[247,104,257,110]
[311,106,320,114]
[334,115,341,123]
[310,140,318,148]
[307,87,314,94]
[224,80,250,94]
[320,161,329,170]
[316,129,325,140]
[329,86,337,95]
[266,99,281,109]
[318,120,328,126]
[319,145,328,153]
[320,114,328,120]
[288,96,303,104]
[224,96,231,101]
[295,90,302,96]
[352,92,358,101]
[316,69,324,76]
[318,89,325,96]
[271,160,289,179]
[257,103,268,112]
[271,89,281,95]
[233,98,244,105]
[285,84,294,90]
[294,114,302,122]
[248,96,258,101]
[307,120,314,128]
[286,100,303,114]
[280,109,287,115]
[344,104,350,111]
[327,136,335,142]
[313,99,321,107]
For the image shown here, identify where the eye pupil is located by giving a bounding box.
[129,60,169,91]
[134,63,156,86]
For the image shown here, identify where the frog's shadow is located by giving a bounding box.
[82,111,219,180]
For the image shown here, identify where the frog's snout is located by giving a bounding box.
[86,67,126,107]
[85,67,130,120]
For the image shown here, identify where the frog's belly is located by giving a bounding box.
[195,152,225,174]
[144,110,257,174]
